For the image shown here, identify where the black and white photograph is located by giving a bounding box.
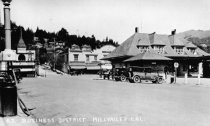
[0,0,210,126]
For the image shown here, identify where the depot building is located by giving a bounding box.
[102,28,210,77]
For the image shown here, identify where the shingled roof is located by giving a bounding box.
[124,50,172,62]
[185,42,197,48]
[150,33,166,45]
[102,33,141,59]
[169,35,185,46]
[103,29,209,60]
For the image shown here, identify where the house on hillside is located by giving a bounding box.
[102,28,210,77]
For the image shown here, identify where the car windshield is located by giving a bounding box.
[144,68,151,73]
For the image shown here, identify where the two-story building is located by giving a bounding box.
[65,44,115,73]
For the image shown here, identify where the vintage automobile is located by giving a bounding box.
[103,69,112,80]
[112,68,128,81]
[126,66,164,83]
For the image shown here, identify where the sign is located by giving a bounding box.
[174,62,179,68]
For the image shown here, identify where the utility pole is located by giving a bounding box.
[53,38,56,70]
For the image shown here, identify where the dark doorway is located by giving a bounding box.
[18,54,26,61]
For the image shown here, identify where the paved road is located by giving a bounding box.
[18,69,210,126]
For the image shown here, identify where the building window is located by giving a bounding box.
[86,55,89,62]
[74,54,79,61]
[94,56,97,61]
[28,54,32,61]
[188,48,196,55]
[173,46,184,55]
[152,45,165,54]
[138,46,149,53]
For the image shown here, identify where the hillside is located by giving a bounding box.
[177,30,210,53]
[177,30,210,39]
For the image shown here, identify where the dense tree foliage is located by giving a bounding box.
[0,22,119,52]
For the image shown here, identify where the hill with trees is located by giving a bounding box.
[0,22,119,52]
[177,30,210,53]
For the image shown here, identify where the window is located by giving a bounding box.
[28,54,32,61]
[74,54,79,61]
[152,45,165,54]
[188,48,196,55]
[173,46,184,55]
[86,55,89,62]
[94,56,97,61]
[138,46,149,53]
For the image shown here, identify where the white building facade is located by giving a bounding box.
[68,44,115,72]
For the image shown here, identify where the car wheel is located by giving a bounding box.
[152,80,157,83]
[121,75,127,82]
[129,79,134,83]
[115,77,120,81]
[133,75,141,83]
[157,77,163,84]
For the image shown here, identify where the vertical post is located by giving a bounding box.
[174,68,177,84]
[4,2,11,50]
[54,38,56,71]
[197,62,202,85]
[184,72,188,84]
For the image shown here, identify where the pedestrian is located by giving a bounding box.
[128,67,133,78]
[164,66,168,79]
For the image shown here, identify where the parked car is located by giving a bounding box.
[113,68,128,81]
[126,66,164,83]
[103,70,112,80]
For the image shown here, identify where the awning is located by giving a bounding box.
[86,66,100,70]
[70,66,86,69]
[101,64,112,70]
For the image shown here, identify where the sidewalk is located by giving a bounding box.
[0,103,38,126]
[0,67,45,126]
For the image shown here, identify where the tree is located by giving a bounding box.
[57,28,69,42]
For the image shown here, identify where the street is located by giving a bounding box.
[18,69,210,126]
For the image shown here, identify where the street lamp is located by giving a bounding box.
[2,0,12,5]
[0,0,16,62]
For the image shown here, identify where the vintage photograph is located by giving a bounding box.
[0,0,210,126]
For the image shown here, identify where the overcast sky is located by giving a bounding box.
[2,0,210,43]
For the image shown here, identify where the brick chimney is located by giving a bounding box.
[135,27,139,33]
[171,29,176,35]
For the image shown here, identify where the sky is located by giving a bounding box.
[1,0,210,43]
